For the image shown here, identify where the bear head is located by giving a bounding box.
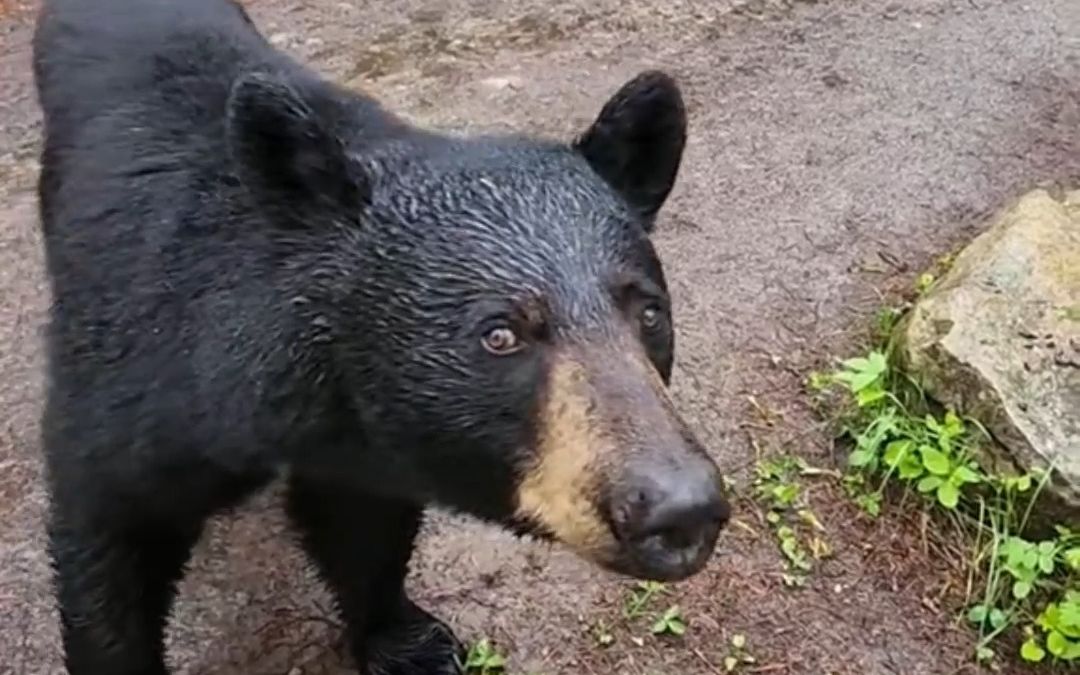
[226,69,730,582]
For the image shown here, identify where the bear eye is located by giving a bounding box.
[481,326,522,355]
[640,304,664,332]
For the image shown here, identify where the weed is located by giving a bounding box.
[590,620,615,648]
[1033,588,1080,660]
[753,455,802,510]
[722,633,756,671]
[915,271,937,296]
[872,305,904,343]
[753,454,832,585]
[621,582,695,642]
[650,605,687,636]
[775,525,812,572]
[460,638,507,674]
[819,335,1080,667]
[913,250,956,299]
[623,580,667,620]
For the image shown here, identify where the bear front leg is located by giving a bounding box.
[48,509,202,675]
[286,476,465,675]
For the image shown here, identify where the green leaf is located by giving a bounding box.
[468,639,490,659]
[1038,554,1055,575]
[1001,537,1034,570]
[854,492,881,517]
[975,646,994,662]
[937,482,960,509]
[936,436,952,455]
[867,350,887,372]
[1013,581,1032,600]
[1038,604,1061,631]
[731,634,747,649]
[999,474,1033,493]
[942,410,965,437]
[850,372,879,392]
[860,494,881,516]
[1059,602,1080,634]
[651,605,686,636]
[838,352,887,393]
[916,272,935,293]
[841,356,871,372]
[1020,638,1046,662]
[848,449,876,468]
[917,476,943,493]
[856,387,887,407]
[924,414,942,434]
[1046,630,1069,657]
[1065,640,1080,660]
[1064,547,1080,571]
[989,609,1006,630]
[854,411,899,455]
[771,483,799,507]
[897,455,924,479]
[952,465,982,484]
[920,446,952,476]
[724,656,738,672]
[464,639,505,671]
[968,605,988,624]
[883,440,914,468]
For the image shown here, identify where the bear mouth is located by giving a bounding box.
[503,502,720,582]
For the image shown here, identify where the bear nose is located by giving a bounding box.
[612,455,729,581]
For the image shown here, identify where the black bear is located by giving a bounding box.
[32,0,730,673]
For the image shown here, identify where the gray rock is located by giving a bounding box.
[901,189,1080,519]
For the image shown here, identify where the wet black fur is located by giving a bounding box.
[32,0,688,672]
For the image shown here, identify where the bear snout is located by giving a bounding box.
[513,342,729,581]
[606,451,730,581]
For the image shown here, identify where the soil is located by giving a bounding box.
[1,0,1078,673]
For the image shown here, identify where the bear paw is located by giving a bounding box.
[363,601,465,675]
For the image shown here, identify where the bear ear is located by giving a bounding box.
[573,71,687,230]
[226,71,369,226]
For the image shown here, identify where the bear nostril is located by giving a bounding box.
[637,492,725,542]
[612,488,654,540]
[618,469,730,550]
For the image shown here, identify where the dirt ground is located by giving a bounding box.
[2,0,1079,673]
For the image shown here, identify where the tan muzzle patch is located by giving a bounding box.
[514,342,684,564]
[514,353,617,561]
